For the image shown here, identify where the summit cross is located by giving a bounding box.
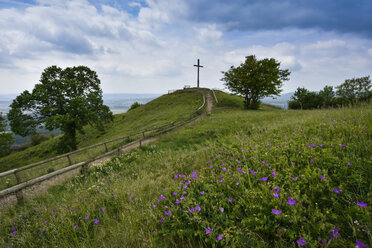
[193,59,204,88]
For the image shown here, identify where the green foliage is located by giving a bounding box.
[7,65,113,153]
[128,101,142,111]
[221,55,290,109]
[30,133,50,146]
[0,113,14,157]
[289,76,371,110]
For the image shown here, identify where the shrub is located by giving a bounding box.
[30,133,50,146]
[128,101,142,111]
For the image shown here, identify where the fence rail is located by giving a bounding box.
[0,90,207,204]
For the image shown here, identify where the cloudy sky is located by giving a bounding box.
[0,0,371,94]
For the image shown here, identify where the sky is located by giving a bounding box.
[0,0,371,94]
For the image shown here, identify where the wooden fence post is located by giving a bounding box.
[81,162,88,175]
[14,171,24,205]
[104,142,108,152]
[67,155,72,166]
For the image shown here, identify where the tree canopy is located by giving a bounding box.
[7,65,113,152]
[0,113,14,157]
[221,55,290,109]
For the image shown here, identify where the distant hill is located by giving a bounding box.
[261,92,294,109]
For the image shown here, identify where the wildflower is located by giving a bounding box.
[250,170,256,175]
[273,193,280,198]
[74,225,78,229]
[129,195,132,199]
[355,240,366,248]
[220,207,224,212]
[195,205,201,211]
[260,177,268,181]
[159,195,165,200]
[101,207,106,212]
[200,191,204,195]
[320,175,325,179]
[152,205,156,208]
[217,234,224,240]
[310,159,315,162]
[113,194,117,197]
[45,220,48,224]
[189,208,195,213]
[333,189,341,194]
[297,238,307,246]
[24,215,28,218]
[205,228,212,234]
[165,211,170,216]
[341,144,344,148]
[357,202,367,207]
[272,171,276,177]
[329,228,340,239]
[174,174,179,178]
[291,162,295,165]
[347,162,352,166]
[94,219,99,224]
[274,187,280,192]
[180,196,184,200]
[85,216,89,220]
[173,192,177,195]
[42,228,46,232]
[292,177,297,181]
[272,209,282,215]
[160,218,164,223]
[236,182,239,185]
[228,198,233,202]
[287,197,296,205]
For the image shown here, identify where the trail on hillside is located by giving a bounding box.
[0,89,215,209]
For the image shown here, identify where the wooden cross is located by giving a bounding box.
[193,59,203,88]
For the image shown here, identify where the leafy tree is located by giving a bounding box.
[221,55,290,109]
[128,101,142,111]
[7,65,113,152]
[318,85,335,108]
[336,76,371,104]
[0,113,14,157]
[289,87,309,109]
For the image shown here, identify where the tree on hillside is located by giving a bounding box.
[289,87,309,109]
[336,76,371,104]
[7,65,113,153]
[318,85,335,108]
[221,55,290,109]
[0,113,14,157]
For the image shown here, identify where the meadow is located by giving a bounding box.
[0,91,371,247]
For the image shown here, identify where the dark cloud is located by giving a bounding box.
[185,0,372,38]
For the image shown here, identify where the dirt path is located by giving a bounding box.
[0,89,215,210]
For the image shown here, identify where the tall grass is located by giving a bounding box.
[0,93,370,248]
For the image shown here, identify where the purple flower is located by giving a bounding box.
[85,216,89,220]
[273,193,280,198]
[236,182,239,185]
[180,196,184,200]
[195,205,201,211]
[347,162,352,166]
[175,200,180,205]
[189,208,195,213]
[174,174,178,178]
[260,177,268,181]
[101,207,106,212]
[160,218,164,223]
[291,162,295,165]
[217,234,223,240]
[333,189,341,194]
[228,198,233,202]
[274,187,280,192]
[165,211,170,216]
[159,195,165,200]
[200,191,204,195]
[341,144,344,148]
[45,220,48,224]
[320,175,325,179]
[292,177,297,181]
[250,169,256,175]
[310,159,315,162]
[205,228,212,234]
[355,240,366,248]
[94,219,99,224]
[24,214,28,218]
[272,171,276,177]
[220,207,224,212]
[297,238,307,246]
[173,192,177,195]
[287,197,296,205]
[272,209,282,215]
[74,225,78,229]
[329,228,340,239]
[357,202,367,207]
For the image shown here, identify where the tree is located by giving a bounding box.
[318,85,335,108]
[221,55,290,109]
[0,113,14,157]
[336,76,371,104]
[7,65,113,152]
[289,87,310,109]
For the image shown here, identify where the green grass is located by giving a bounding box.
[0,92,371,248]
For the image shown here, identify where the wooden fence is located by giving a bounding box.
[0,90,206,204]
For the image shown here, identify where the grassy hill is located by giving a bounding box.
[0,90,203,173]
[0,91,371,248]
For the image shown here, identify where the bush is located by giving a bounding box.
[128,101,142,111]
[30,133,50,146]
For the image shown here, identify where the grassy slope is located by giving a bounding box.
[0,90,202,173]
[1,91,371,248]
